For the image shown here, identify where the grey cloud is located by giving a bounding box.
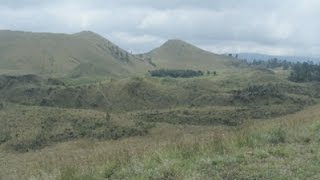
[0,0,280,10]
[0,0,319,56]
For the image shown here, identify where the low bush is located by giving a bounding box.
[149,69,204,78]
[0,101,3,110]
[268,127,286,144]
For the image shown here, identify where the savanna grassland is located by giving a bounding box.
[1,30,320,180]
[1,97,320,179]
[1,68,320,179]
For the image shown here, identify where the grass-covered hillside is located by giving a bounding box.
[0,30,242,80]
[142,39,240,72]
[0,30,153,77]
[0,68,317,114]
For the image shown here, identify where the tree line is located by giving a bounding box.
[239,58,320,83]
[241,58,294,70]
[289,62,320,82]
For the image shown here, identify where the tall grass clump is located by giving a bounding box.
[268,126,286,144]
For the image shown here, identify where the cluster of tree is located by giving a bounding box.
[206,71,217,76]
[289,62,320,82]
[149,69,205,78]
[234,57,320,83]
[245,58,293,70]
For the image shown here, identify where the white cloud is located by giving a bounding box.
[108,32,165,53]
[111,32,165,45]
[0,0,319,56]
[200,41,296,56]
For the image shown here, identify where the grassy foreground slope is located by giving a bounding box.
[1,103,320,179]
[0,103,154,153]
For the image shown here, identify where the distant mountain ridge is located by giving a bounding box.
[236,53,320,62]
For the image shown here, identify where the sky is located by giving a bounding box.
[0,0,319,56]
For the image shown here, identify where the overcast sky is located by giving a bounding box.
[0,0,319,56]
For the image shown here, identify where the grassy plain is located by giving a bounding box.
[0,68,320,179]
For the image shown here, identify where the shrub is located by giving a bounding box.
[268,127,286,144]
[149,69,204,78]
[8,134,47,152]
[0,132,11,144]
[0,101,3,110]
[103,161,120,179]
[59,167,77,180]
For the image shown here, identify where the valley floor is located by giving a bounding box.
[1,104,320,179]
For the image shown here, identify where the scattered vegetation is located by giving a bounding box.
[231,83,315,106]
[0,104,154,153]
[1,104,318,179]
[149,69,204,78]
[136,107,243,126]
